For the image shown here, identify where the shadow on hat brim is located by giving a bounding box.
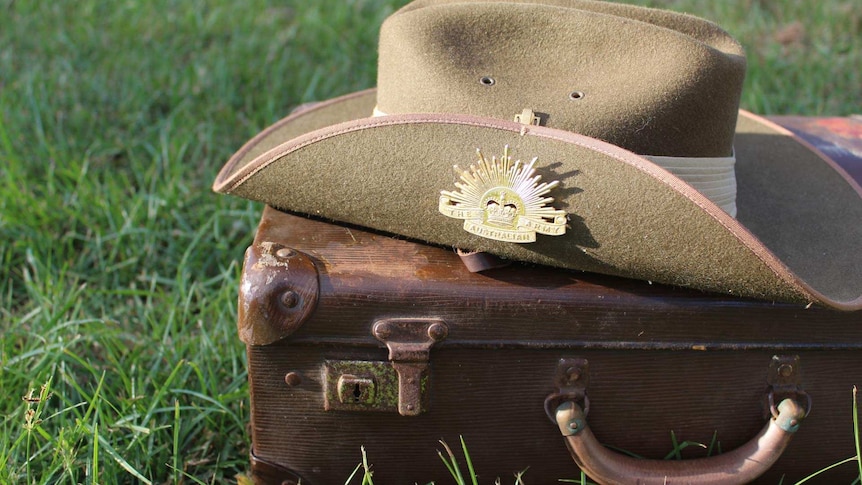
[214,89,862,311]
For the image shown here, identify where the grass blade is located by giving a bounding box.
[92,423,99,485]
[793,456,858,484]
[97,434,153,485]
[361,446,374,485]
[438,439,465,484]
[173,399,181,484]
[663,431,706,460]
[344,463,362,485]
[437,449,460,481]
[514,468,529,485]
[459,436,478,485]
[855,386,861,480]
[706,430,719,457]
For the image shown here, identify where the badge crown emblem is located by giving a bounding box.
[438,146,567,243]
[486,197,518,227]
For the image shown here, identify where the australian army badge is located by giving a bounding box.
[439,146,567,243]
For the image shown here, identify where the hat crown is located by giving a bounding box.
[377,0,746,157]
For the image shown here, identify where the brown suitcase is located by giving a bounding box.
[238,117,862,485]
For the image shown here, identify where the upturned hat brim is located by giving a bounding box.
[214,89,862,310]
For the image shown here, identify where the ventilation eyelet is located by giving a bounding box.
[479,76,496,86]
[569,91,585,100]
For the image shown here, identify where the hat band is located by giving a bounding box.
[644,153,737,217]
[373,106,737,216]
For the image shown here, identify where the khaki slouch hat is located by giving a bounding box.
[214,0,862,310]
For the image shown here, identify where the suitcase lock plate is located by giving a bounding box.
[323,318,448,416]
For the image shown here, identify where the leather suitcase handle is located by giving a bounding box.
[554,398,806,485]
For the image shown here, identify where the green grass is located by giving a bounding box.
[0,0,859,483]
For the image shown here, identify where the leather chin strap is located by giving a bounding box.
[455,249,511,273]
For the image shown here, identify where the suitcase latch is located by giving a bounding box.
[323,318,447,416]
[373,318,448,416]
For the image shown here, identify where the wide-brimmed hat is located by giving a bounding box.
[214,0,862,310]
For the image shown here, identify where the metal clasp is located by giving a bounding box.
[373,318,448,416]
[322,318,447,416]
[514,108,541,126]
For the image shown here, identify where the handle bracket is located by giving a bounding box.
[545,357,590,421]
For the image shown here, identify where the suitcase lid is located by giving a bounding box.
[238,204,862,348]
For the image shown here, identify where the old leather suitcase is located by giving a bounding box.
[238,117,862,484]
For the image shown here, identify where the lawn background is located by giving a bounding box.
[1,0,860,483]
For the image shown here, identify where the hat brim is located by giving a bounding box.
[214,89,862,310]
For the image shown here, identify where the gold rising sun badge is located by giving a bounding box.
[438,145,566,243]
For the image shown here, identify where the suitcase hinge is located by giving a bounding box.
[373,318,448,416]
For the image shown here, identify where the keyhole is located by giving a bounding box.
[353,383,363,402]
